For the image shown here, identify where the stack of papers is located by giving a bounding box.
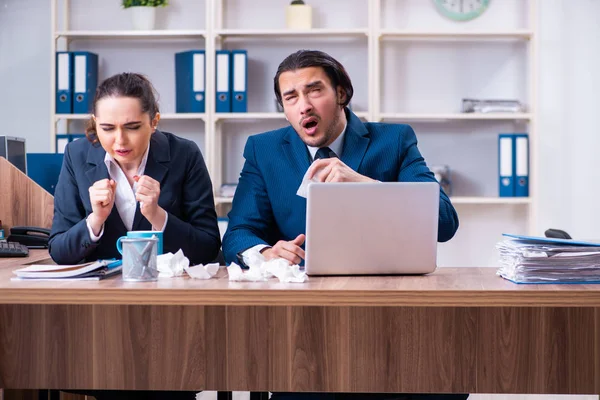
[497,234,600,284]
[12,259,122,281]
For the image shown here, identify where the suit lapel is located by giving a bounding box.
[341,110,370,172]
[282,126,311,178]
[132,131,170,230]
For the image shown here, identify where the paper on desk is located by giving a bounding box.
[157,249,189,277]
[185,263,219,279]
[228,251,308,283]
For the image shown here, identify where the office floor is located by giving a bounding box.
[196,393,599,400]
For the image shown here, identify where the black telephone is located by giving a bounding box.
[7,226,51,248]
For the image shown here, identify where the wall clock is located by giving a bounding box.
[432,0,491,22]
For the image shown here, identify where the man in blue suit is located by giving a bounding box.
[222,50,464,400]
[223,50,459,267]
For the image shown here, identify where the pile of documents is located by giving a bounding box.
[497,234,600,284]
[462,98,525,114]
[12,259,122,281]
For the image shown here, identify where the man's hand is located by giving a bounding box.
[261,234,306,265]
[307,158,377,183]
[88,178,117,235]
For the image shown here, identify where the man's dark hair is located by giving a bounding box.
[85,72,159,142]
[274,50,354,108]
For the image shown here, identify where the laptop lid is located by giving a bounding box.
[304,182,439,276]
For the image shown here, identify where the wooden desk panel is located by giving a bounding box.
[1,252,599,394]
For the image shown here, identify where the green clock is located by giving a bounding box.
[432,0,491,22]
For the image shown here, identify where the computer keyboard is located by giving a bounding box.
[0,241,30,257]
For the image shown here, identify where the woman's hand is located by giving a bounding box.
[134,175,166,229]
[88,178,117,235]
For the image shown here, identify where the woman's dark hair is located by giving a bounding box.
[274,50,354,108]
[85,72,159,142]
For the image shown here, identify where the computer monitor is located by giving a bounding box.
[0,136,27,174]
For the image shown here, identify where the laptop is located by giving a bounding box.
[304,182,440,276]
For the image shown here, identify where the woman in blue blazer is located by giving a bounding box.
[49,72,220,268]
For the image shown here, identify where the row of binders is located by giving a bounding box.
[175,49,248,113]
[55,50,249,114]
[55,51,99,114]
[56,133,86,153]
[498,133,529,197]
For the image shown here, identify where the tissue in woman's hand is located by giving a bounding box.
[156,249,189,277]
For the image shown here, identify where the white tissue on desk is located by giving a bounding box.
[156,249,189,277]
[185,262,219,279]
[227,252,308,283]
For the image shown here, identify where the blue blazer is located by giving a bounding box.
[222,109,459,264]
[49,130,221,265]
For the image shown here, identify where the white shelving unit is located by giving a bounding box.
[49,0,538,266]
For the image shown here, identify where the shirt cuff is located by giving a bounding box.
[86,215,104,242]
[153,210,168,232]
[240,244,270,265]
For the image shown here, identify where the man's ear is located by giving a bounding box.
[337,87,346,105]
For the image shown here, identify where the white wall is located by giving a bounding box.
[536,0,600,239]
[1,0,600,263]
[0,0,51,152]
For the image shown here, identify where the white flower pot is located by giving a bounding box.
[130,6,156,30]
[286,4,312,30]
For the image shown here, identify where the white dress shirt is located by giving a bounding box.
[87,144,167,241]
[240,123,347,263]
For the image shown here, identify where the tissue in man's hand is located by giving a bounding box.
[296,166,328,198]
[157,249,189,277]
[185,263,219,279]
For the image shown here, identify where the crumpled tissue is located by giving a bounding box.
[185,262,220,280]
[296,165,329,198]
[227,251,308,283]
[157,249,189,277]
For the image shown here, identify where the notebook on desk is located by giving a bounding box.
[304,182,439,276]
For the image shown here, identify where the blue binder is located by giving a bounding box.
[498,133,515,197]
[72,51,98,114]
[56,133,86,154]
[215,50,231,113]
[26,153,64,195]
[514,133,529,197]
[175,50,205,113]
[55,52,73,114]
[230,50,247,113]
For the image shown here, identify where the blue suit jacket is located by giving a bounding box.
[222,110,459,264]
[49,130,221,265]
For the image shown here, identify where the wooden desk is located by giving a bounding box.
[1,250,599,394]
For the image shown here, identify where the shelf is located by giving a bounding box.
[379,113,532,122]
[216,113,287,121]
[55,30,206,39]
[55,113,206,121]
[215,28,368,38]
[451,197,531,205]
[160,113,206,120]
[217,196,530,206]
[216,111,369,121]
[379,30,533,40]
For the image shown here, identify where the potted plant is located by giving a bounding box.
[122,0,168,31]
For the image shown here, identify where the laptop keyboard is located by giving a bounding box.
[0,241,30,257]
